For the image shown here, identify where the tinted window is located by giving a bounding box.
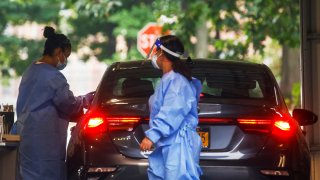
[193,68,272,99]
[112,77,160,98]
[101,64,276,105]
[100,68,161,100]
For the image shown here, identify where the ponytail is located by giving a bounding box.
[171,58,192,81]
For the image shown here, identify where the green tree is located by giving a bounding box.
[1,0,301,103]
[152,0,300,108]
[0,0,62,80]
[241,0,300,107]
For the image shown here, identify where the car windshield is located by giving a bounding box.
[102,64,276,105]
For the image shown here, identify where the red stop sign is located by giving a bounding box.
[137,23,166,57]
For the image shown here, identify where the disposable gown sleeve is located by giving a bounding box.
[192,77,202,102]
[145,80,193,144]
[51,74,90,117]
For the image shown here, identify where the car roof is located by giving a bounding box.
[112,58,265,71]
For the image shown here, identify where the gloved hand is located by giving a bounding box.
[83,91,95,108]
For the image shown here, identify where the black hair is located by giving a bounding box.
[159,35,192,81]
[42,26,71,56]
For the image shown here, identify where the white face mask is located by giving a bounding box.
[151,54,160,69]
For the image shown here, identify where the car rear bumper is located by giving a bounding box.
[68,139,309,180]
[81,164,293,180]
[85,165,148,180]
[201,166,291,180]
[79,149,302,180]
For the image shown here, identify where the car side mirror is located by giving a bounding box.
[292,109,318,126]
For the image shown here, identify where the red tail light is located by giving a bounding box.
[271,119,293,138]
[83,114,107,136]
[106,117,141,131]
[236,116,293,136]
[87,117,104,128]
[237,118,272,133]
[83,112,144,134]
[274,120,291,131]
[199,117,233,124]
[237,119,272,125]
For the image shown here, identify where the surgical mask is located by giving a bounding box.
[151,54,160,69]
[56,55,67,70]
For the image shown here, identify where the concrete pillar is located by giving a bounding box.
[300,0,320,179]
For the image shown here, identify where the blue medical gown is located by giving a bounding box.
[16,63,90,180]
[145,70,203,180]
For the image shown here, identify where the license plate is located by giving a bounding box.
[197,128,210,149]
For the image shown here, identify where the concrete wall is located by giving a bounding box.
[301,0,320,179]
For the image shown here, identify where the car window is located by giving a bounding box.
[200,79,264,98]
[193,67,274,100]
[101,64,276,105]
[113,77,160,97]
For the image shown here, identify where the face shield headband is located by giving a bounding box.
[144,38,185,62]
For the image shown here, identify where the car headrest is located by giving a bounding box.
[206,72,256,90]
[122,78,154,97]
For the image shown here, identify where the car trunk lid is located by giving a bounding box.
[83,98,284,160]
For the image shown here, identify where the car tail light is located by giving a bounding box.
[271,119,293,138]
[87,117,104,128]
[83,115,107,135]
[199,117,233,124]
[237,118,272,133]
[83,111,144,134]
[237,116,293,136]
[106,117,141,131]
[274,120,290,131]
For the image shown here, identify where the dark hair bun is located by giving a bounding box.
[43,26,55,38]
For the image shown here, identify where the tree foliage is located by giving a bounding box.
[0,0,300,80]
[241,0,300,49]
[0,0,61,79]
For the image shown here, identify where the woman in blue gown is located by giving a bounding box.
[140,35,203,180]
[16,26,93,180]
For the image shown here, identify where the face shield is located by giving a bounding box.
[143,38,188,65]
